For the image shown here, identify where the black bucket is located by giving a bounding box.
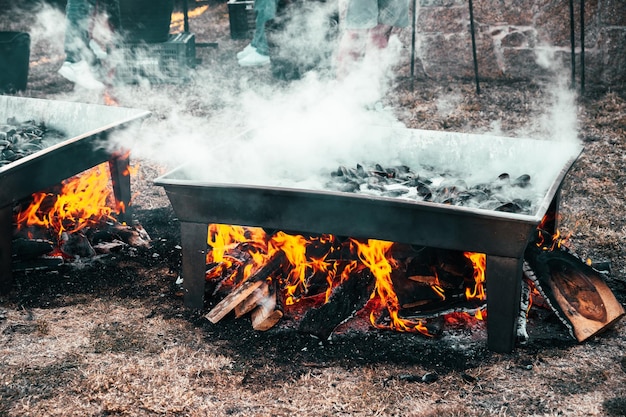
[118,0,174,44]
[0,32,30,93]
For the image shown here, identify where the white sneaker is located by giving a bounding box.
[58,60,105,90]
[236,44,256,60]
[238,50,270,67]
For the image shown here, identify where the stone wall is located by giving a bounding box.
[410,0,626,90]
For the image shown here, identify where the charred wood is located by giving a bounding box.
[11,238,54,260]
[89,222,151,248]
[205,251,287,324]
[60,232,96,259]
[11,255,64,272]
[298,269,375,341]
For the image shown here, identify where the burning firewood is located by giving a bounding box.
[205,279,265,324]
[205,251,287,324]
[250,279,283,331]
[60,232,96,259]
[235,281,270,318]
[298,269,375,341]
[90,223,151,249]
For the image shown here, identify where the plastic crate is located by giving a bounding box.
[114,32,196,84]
[227,0,255,40]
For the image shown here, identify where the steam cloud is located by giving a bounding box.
[28,3,581,198]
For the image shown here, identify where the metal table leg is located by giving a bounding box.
[180,221,208,309]
[108,152,132,224]
[0,205,13,294]
[486,255,523,353]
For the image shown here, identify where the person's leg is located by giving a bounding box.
[367,0,409,50]
[239,0,276,66]
[59,0,105,89]
[367,24,393,50]
[336,29,366,80]
[63,0,94,63]
[335,0,382,78]
[250,0,277,56]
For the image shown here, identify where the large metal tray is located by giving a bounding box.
[154,127,583,352]
[0,95,150,293]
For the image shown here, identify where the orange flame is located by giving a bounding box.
[463,252,487,321]
[536,213,571,251]
[351,238,433,336]
[15,163,121,239]
[205,224,490,336]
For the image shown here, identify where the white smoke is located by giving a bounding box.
[533,45,580,143]
[29,4,66,47]
[103,1,409,187]
[26,2,581,204]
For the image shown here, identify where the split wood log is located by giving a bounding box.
[235,281,270,318]
[205,251,286,324]
[524,245,625,342]
[205,279,264,324]
[251,279,284,331]
[298,269,375,341]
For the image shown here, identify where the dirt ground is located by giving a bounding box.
[1,1,626,416]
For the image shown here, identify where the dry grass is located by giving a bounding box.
[2,1,626,416]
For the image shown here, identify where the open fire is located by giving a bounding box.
[202,223,488,339]
[0,96,151,286]
[199,213,623,347]
[11,161,150,267]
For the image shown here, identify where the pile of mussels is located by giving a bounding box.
[0,118,66,167]
[327,163,535,215]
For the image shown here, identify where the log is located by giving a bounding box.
[298,269,375,340]
[235,281,270,318]
[524,245,625,342]
[11,238,54,260]
[205,279,264,324]
[251,280,284,331]
[12,255,64,272]
[205,251,286,324]
[90,222,151,248]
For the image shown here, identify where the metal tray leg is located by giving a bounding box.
[108,153,132,224]
[0,205,13,294]
[180,221,207,309]
[486,255,523,353]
